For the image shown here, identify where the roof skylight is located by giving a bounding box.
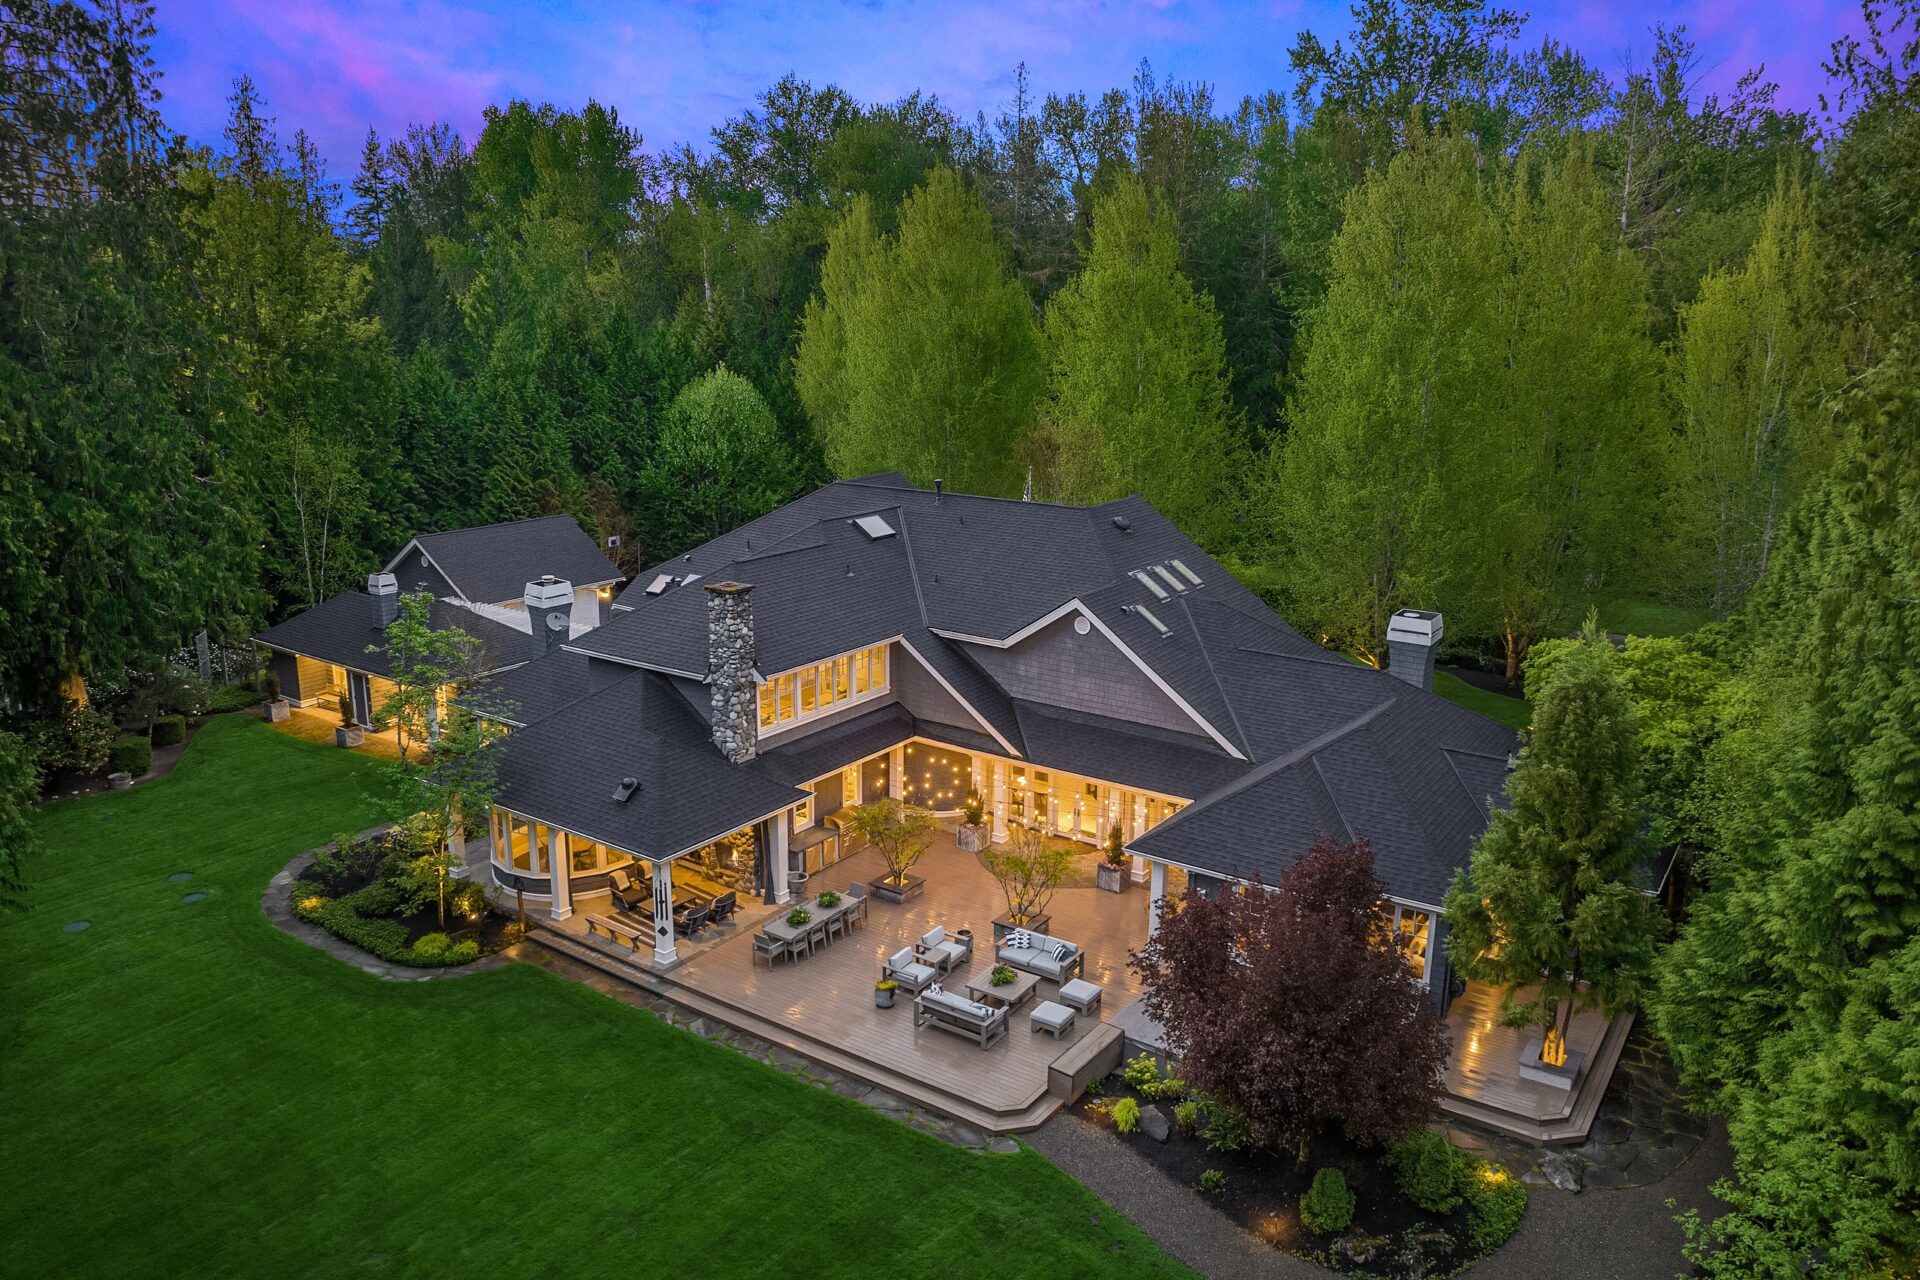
[644,573,675,595]
[1170,558,1202,586]
[854,514,897,540]
[1154,565,1187,593]
[1132,569,1169,600]
[1134,604,1170,636]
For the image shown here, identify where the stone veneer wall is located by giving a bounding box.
[706,582,758,764]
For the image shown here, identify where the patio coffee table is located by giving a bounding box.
[966,969,1039,1010]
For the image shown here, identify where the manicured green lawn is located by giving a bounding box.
[3,717,1189,1279]
[1434,671,1531,732]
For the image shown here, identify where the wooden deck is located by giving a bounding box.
[1438,980,1631,1142]
[651,833,1154,1130]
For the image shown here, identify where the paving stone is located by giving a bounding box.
[944,1120,989,1148]
[63,920,91,933]
[830,1079,875,1102]
[986,1137,1020,1155]
[1540,1153,1586,1192]
[168,872,194,882]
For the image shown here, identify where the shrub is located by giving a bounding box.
[1142,1074,1187,1102]
[785,906,812,927]
[1465,1163,1527,1252]
[347,880,403,917]
[1300,1168,1356,1234]
[1083,1077,1104,1098]
[1113,1097,1141,1134]
[450,880,490,923]
[1122,1052,1162,1091]
[1173,1099,1201,1135]
[412,932,452,960]
[447,940,481,964]
[150,714,187,747]
[27,699,115,776]
[108,734,152,777]
[204,683,263,713]
[1198,1169,1227,1195]
[1387,1130,1471,1212]
[261,668,282,700]
[816,890,841,908]
[1200,1098,1254,1153]
[990,964,1016,986]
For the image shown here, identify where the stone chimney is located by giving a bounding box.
[368,571,399,626]
[524,576,573,649]
[1386,609,1444,692]
[706,581,757,764]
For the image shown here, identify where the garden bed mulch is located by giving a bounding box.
[1074,1080,1514,1279]
[291,830,519,967]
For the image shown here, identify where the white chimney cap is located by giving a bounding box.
[1386,610,1444,645]
[524,575,573,609]
[367,571,397,596]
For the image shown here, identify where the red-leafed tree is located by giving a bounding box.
[1130,837,1449,1157]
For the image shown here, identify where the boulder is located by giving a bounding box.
[1540,1152,1586,1192]
[1138,1105,1171,1142]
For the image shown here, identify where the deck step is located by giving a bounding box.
[528,927,1064,1135]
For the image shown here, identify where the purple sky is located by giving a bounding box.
[152,0,1865,178]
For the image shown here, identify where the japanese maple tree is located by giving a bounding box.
[1131,837,1449,1157]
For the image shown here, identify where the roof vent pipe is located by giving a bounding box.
[934,477,943,500]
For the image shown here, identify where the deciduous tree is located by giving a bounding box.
[1132,837,1449,1157]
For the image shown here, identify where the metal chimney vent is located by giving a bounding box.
[612,777,640,803]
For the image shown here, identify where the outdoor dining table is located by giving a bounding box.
[760,895,860,949]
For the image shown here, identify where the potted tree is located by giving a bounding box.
[846,797,937,902]
[984,825,1073,939]
[1096,823,1128,893]
[334,693,363,748]
[956,789,990,852]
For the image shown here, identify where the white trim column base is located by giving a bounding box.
[1148,860,1167,938]
[547,828,572,921]
[651,858,679,965]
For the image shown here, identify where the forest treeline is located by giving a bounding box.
[1,0,1846,702]
[5,5,1920,1270]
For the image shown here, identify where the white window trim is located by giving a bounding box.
[756,646,892,742]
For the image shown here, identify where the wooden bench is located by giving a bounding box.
[1047,1022,1124,1101]
[585,914,647,952]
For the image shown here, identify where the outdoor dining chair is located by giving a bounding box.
[751,933,785,969]
[846,883,869,925]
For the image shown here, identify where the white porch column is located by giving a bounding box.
[888,746,905,800]
[427,687,442,745]
[448,809,466,868]
[651,858,679,965]
[991,759,1009,843]
[768,818,791,905]
[1131,794,1150,882]
[1148,859,1168,938]
[547,828,572,920]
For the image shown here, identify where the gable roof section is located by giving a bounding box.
[391,514,620,606]
[255,591,543,679]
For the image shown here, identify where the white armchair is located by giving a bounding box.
[883,946,938,993]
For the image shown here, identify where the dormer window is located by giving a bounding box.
[758,643,890,735]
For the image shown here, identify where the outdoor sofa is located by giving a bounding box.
[914,985,1010,1049]
[996,929,1086,982]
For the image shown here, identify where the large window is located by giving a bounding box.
[758,643,890,736]
[1389,904,1433,983]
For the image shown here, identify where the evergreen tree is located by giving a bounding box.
[796,166,1041,494]
[1671,171,1837,615]
[346,126,389,246]
[1039,174,1241,541]
[0,731,38,910]
[1443,623,1660,1059]
[639,366,798,557]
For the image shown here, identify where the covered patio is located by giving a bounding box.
[540,827,1153,1130]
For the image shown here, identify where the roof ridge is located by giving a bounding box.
[1308,755,1357,842]
[1175,594,1252,759]
[1135,697,1398,844]
[893,506,932,627]
[416,512,575,542]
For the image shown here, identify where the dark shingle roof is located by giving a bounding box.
[492,670,805,860]
[499,475,1518,897]
[398,514,620,606]
[255,591,544,678]
[463,648,598,727]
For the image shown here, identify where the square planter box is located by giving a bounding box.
[335,726,365,748]
[871,873,926,904]
[992,910,1053,941]
[955,823,990,853]
[265,699,291,723]
[1095,862,1127,893]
